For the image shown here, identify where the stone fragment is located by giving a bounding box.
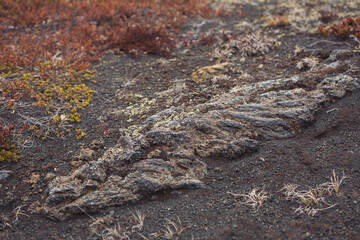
[192,62,230,83]
[90,139,105,150]
[123,158,204,193]
[70,161,83,167]
[0,170,11,181]
[106,136,150,165]
[194,138,258,159]
[25,173,40,184]
[147,149,161,158]
[146,128,190,145]
[47,176,83,204]
[74,148,94,161]
[44,173,56,181]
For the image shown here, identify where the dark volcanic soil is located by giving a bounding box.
[1,1,360,239]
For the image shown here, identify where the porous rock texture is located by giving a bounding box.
[41,74,359,220]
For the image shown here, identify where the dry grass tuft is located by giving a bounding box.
[329,169,346,194]
[100,223,130,240]
[162,216,188,239]
[12,205,29,223]
[78,206,131,240]
[130,210,147,232]
[296,57,319,70]
[280,170,346,216]
[228,187,271,211]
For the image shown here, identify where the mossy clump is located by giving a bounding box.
[0,124,22,162]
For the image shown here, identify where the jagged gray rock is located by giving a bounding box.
[0,170,11,181]
[41,74,359,220]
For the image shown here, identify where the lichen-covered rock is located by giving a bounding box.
[42,74,359,220]
[192,62,230,83]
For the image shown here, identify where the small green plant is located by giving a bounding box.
[75,129,87,140]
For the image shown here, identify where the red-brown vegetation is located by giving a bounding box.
[0,124,22,162]
[0,0,218,160]
[319,16,360,39]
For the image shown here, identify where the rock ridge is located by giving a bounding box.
[41,74,359,220]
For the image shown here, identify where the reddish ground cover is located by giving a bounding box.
[0,0,227,161]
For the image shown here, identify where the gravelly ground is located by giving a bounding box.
[1,0,360,239]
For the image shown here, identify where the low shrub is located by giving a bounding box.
[319,16,360,40]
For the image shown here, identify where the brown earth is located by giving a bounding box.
[1,1,360,239]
